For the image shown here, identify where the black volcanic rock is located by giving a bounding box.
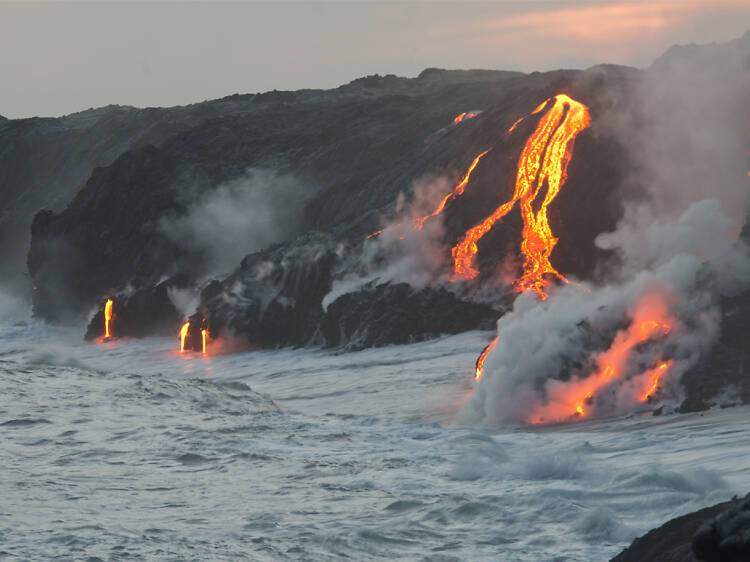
[320,282,498,350]
[29,145,185,323]
[199,232,338,348]
[693,493,750,561]
[679,289,750,412]
[0,101,253,297]
[611,493,750,562]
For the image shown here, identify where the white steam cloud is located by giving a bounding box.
[160,168,314,276]
[323,174,457,309]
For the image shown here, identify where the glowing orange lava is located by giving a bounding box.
[475,336,498,380]
[453,112,478,124]
[530,292,673,423]
[103,298,113,339]
[180,322,190,353]
[640,360,671,401]
[452,94,590,299]
[414,149,491,230]
[367,229,384,239]
[201,329,207,354]
[506,101,547,134]
[507,118,523,134]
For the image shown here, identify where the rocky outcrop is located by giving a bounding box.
[319,283,498,350]
[611,492,750,562]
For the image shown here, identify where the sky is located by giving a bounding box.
[1,0,748,119]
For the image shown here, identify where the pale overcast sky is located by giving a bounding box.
[1,0,748,119]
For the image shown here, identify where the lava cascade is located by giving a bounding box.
[103,298,113,339]
[529,292,674,424]
[452,94,590,299]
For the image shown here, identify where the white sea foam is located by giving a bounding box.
[1,323,748,560]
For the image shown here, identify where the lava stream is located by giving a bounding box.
[452,94,590,299]
[453,112,478,124]
[201,329,207,354]
[639,360,671,401]
[414,149,491,230]
[180,322,190,353]
[474,336,498,380]
[103,298,113,339]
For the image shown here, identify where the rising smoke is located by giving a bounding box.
[322,174,457,309]
[159,168,314,277]
[462,35,750,425]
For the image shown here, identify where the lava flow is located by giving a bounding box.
[452,94,590,299]
[453,112,478,124]
[180,322,190,353]
[103,298,113,339]
[474,336,498,380]
[530,292,674,424]
[639,360,672,402]
[414,149,491,230]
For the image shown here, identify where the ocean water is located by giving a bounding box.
[2,319,749,561]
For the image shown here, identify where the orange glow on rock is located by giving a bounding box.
[414,149,491,230]
[451,94,590,299]
[180,322,190,353]
[474,336,498,380]
[202,329,207,354]
[103,298,113,339]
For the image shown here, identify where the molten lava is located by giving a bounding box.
[202,329,207,354]
[530,292,674,424]
[103,298,113,339]
[367,229,384,240]
[180,322,190,353]
[414,149,491,230]
[640,360,671,401]
[453,112,478,124]
[451,94,590,299]
[475,336,498,380]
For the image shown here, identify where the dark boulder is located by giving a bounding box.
[611,493,750,562]
[693,493,750,561]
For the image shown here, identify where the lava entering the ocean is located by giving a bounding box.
[474,336,498,380]
[103,298,113,339]
[179,317,209,353]
[180,322,190,352]
[452,94,590,299]
[529,292,675,424]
